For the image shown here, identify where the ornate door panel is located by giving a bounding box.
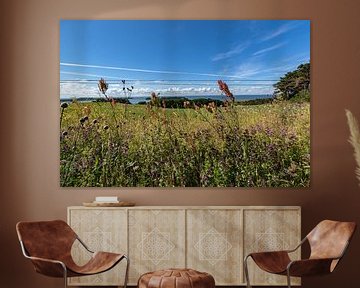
[187,209,243,285]
[68,208,127,285]
[243,208,301,286]
[128,209,186,284]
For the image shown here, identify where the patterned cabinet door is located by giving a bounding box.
[243,209,301,286]
[128,209,186,284]
[68,208,128,286]
[187,209,243,285]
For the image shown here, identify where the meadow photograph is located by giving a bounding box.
[60,20,310,187]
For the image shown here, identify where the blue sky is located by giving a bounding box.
[60,20,310,98]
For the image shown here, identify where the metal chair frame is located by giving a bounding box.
[19,234,129,288]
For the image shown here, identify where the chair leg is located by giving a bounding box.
[286,270,291,288]
[62,265,68,288]
[244,255,252,288]
[123,255,130,288]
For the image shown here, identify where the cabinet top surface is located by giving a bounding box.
[68,205,301,210]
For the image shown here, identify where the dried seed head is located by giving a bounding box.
[62,131,68,137]
[103,125,109,130]
[151,92,157,100]
[61,102,68,109]
[92,119,98,125]
[217,80,234,101]
[80,116,88,124]
[98,78,108,94]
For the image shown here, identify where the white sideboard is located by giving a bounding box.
[67,206,301,286]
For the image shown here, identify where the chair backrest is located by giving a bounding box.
[16,220,77,261]
[307,220,356,261]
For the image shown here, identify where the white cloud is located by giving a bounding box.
[211,43,248,61]
[232,61,264,78]
[60,71,119,79]
[252,42,286,56]
[60,81,273,99]
[60,62,243,79]
[261,22,299,42]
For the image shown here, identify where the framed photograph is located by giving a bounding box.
[60,20,310,187]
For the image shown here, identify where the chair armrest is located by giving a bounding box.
[19,240,67,277]
[25,255,67,278]
[285,237,307,253]
[287,258,336,277]
[76,236,94,253]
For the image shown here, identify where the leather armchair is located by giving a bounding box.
[244,220,356,288]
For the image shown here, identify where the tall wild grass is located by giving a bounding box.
[60,93,310,187]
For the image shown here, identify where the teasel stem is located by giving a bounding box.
[61,123,80,186]
[60,102,68,131]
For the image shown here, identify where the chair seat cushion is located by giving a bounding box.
[138,268,215,288]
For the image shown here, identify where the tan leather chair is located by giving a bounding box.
[244,220,356,288]
[16,220,129,288]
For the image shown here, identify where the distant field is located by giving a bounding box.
[60,101,310,187]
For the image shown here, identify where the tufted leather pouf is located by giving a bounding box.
[138,268,215,288]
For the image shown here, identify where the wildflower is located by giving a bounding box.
[83,106,91,116]
[204,102,216,113]
[98,78,108,95]
[265,127,274,136]
[217,80,235,102]
[61,102,68,109]
[151,92,158,101]
[150,92,160,107]
[288,133,297,141]
[183,101,191,108]
[287,162,298,176]
[209,102,216,112]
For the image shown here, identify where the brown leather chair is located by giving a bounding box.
[244,220,356,288]
[16,220,129,288]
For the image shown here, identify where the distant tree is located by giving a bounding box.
[273,62,310,101]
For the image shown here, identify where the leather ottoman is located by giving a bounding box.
[138,268,215,288]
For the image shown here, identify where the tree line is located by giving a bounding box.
[273,62,310,101]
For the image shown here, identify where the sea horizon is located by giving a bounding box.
[60,94,273,104]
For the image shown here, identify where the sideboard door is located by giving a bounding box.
[186,209,243,285]
[128,209,186,284]
[68,208,128,286]
[243,208,301,286]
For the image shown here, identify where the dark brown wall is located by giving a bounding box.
[1,0,360,287]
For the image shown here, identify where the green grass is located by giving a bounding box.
[60,101,310,187]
